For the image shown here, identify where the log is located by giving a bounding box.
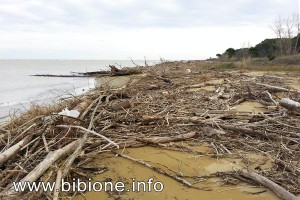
[255,83,290,92]
[111,100,131,111]
[117,153,210,191]
[280,98,300,113]
[239,169,300,200]
[3,139,82,198]
[136,132,197,144]
[53,169,62,200]
[142,115,163,124]
[0,134,33,166]
[31,74,89,78]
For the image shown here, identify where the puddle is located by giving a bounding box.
[234,101,265,114]
[187,86,215,92]
[73,146,278,200]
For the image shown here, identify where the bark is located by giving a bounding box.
[3,139,82,199]
[0,134,33,166]
[136,132,197,144]
[280,98,300,113]
[239,169,300,200]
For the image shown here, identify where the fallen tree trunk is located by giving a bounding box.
[239,169,300,200]
[136,132,197,144]
[0,134,33,166]
[254,83,291,92]
[3,139,82,199]
[280,98,300,113]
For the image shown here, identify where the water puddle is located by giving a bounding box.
[73,146,278,200]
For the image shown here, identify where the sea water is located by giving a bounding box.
[0,60,155,123]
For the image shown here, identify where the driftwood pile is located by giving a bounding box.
[1,61,300,200]
[32,65,142,78]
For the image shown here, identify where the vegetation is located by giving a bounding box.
[216,14,300,63]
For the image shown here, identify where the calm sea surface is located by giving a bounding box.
[0,60,156,123]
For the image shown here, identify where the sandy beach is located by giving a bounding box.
[1,61,300,200]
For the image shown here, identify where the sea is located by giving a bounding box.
[0,60,156,123]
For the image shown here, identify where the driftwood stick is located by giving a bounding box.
[254,82,291,92]
[117,153,210,191]
[2,139,82,198]
[42,133,49,152]
[0,134,33,166]
[57,125,119,148]
[53,168,62,200]
[239,169,300,200]
[280,98,300,113]
[136,132,197,144]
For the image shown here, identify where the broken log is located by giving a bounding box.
[3,139,82,198]
[111,100,131,111]
[142,115,163,124]
[255,82,299,93]
[280,98,300,113]
[0,134,33,166]
[31,74,89,78]
[239,169,300,200]
[136,132,197,144]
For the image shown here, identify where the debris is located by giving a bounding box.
[280,98,300,113]
[1,61,300,199]
[110,100,131,111]
[239,169,300,200]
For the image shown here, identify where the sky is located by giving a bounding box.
[0,0,299,60]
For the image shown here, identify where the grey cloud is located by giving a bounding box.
[0,0,298,31]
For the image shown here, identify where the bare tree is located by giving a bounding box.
[284,16,295,55]
[271,16,284,55]
[293,14,300,54]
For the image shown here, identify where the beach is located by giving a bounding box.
[0,60,155,123]
[1,61,300,200]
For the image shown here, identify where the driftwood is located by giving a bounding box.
[3,139,82,198]
[0,134,33,166]
[142,115,163,124]
[31,74,89,78]
[53,168,62,200]
[110,100,131,112]
[255,82,299,93]
[56,125,119,148]
[239,169,300,200]
[136,132,197,144]
[280,98,300,113]
[109,65,141,76]
[117,153,210,191]
[261,91,278,105]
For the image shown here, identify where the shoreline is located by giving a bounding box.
[1,61,300,200]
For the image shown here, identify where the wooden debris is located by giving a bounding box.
[0,134,33,166]
[239,169,300,200]
[280,98,300,113]
[111,100,131,111]
[136,132,197,144]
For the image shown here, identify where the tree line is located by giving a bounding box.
[217,14,300,60]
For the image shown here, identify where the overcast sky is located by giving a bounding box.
[0,0,299,60]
